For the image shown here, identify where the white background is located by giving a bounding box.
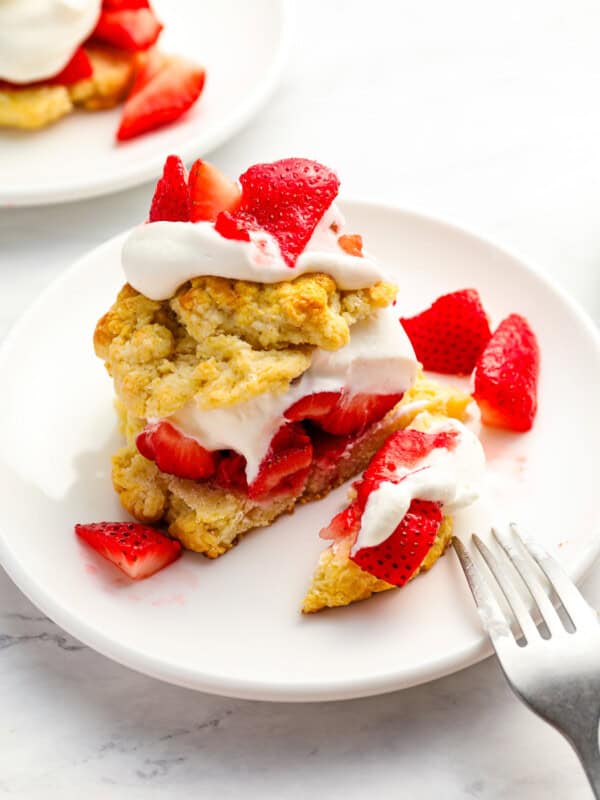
[1,0,599,796]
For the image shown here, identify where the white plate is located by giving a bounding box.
[1,202,600,702]
[0,0,291,207]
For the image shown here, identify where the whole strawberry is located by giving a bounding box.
[400,289,492,375]
[473,313,540,432]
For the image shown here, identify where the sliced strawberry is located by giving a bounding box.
[214,451,248,492]
[400,289,492,375]
[216,159,340,267]
[248,423,313,500]
[473,313,540,432]
[129,47,163,96]
[102,0,150,10]
[136,421,216,480]
[355,427,458,508]
[148,154,190,222]
[117,59,205,141]
[338,234,363,256]
[91,7,162,51]
[315,392,403,436]
[214,212,251,241]
[75,521,181,579]
[319,503,362,541]
[284,391,341,422]
[350,499,442,586]
[188,160,241,222]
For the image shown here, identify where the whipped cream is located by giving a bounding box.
[353,418,485,552]
[166,306,418,483]
[122,204,387,300]
[0,0,101,84]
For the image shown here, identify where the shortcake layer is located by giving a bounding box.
[111,374,472,557]
[0,45,137,129]
[94,276,397,420]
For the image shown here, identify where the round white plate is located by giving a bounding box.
[1,202,599,702]
[0,0,291,207]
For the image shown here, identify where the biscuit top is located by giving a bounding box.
[122,157,388,300]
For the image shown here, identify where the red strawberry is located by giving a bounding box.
[216,159,340,267]
[75,521,181,579]
[248,423,313,500]
[148,155,190,222]
[350,499,442,586]
[92,7,162,51]
[355,428,458,508]
[129,47,163,96]
[400,289,492,375]
[214,212,251,241]
[319,503,362,541]
[102,0,150,10]
[116,59,205,141]
[136,421,216,480]
[473,313,540,432]
[284,391,341,422]
[315,392,403,435]
[188,160,241,222]
[338,234,363,256]
[214,451,248,492]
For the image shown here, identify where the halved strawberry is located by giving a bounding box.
[75,521,181,579]
[355,427,458,508]
[188,160,241,222]
[117,59,204,141]
[473,313,540,432]
[148,154,190,222]
[91,7,162,51]
[216,159,340,267]
[315,392,403,436]
[102,0,150,10]
[248,423,313,500]
[136,421,216,480]
[350,499,442,586]
[400,289,492,375]
[214,212,251,241]
[117,59,205,141]
[284,391,341,422]
[338,234,363,256]
[129,47,163,97]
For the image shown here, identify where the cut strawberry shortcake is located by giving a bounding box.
[93,156,472,559]
[0,0,205,140]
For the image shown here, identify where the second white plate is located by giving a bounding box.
[0,0,291,206]
[1,202,599,701]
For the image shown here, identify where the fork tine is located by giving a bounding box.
[511,524,599,631]
[472,534,540,643]
[452,537,514,650]
[492,526,565,637]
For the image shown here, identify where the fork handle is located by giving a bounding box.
[566,728,600,799]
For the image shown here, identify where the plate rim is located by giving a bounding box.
[0,0,294,208]
[1,199,599,702]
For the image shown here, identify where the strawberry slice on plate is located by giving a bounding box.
[148,155,190,222]
[215,158,340,267]
[473,313,540,432]
[117,59,205,141]
[136,421,216,480]
[400,289,492,375]
[188,160,241,222]
[248,423,313,500]
[350,499,443,586]
[91,7,163,51]
[75,521,181,579]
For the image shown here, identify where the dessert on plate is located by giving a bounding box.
[84,154,540,614]
[0,0,205,140]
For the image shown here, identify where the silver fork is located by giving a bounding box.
[453,524,600,799]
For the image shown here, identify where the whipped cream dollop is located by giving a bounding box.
[166,306,418,483]
[0,0,101,84]
[122,204,387,300]
[353,418,485,553]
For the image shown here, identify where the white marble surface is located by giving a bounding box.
[1,0,600,796]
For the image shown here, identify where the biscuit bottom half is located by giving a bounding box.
[111,374,472,566]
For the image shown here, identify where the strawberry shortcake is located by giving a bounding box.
[0,0,205,140]
[93,156,473,560]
